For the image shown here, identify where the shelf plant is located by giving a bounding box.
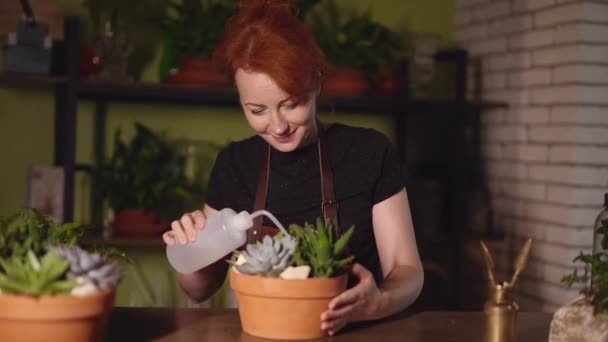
[157,0,236,85]
[549,218,608,341]
[97,122,199,237]
[229,217,355,340]
[0,208,125,341]
[305,0,409,95]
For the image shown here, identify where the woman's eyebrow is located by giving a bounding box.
[243,102,265,107]
[243,96,293,107]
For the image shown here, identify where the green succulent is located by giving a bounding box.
[51,246,122,290]
[0,250,76,296]
[233,234,298,276]
[288,217,355,278]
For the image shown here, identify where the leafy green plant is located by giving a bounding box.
[97,122,197,218]
[159,0,237,58]
[0,209,127,297]
[562,218,608,314]
[288,218,354,278]
[0,209,87,260]
[0,250,76,296]
[306,0,409,75]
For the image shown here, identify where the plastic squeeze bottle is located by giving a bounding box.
[166,208,288,274]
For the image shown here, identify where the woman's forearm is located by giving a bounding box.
[176,258,228,303]
[376,265,424,318]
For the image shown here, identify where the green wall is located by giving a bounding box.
[0,0,453,219]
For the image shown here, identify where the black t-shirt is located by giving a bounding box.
[206,123,405,284]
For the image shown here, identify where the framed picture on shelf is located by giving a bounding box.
[27,165,64,223]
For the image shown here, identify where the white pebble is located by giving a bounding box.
[279,266,311,279]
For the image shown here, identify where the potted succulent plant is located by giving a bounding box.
[229,218,355,340]
[158,0,236,86]
[549,218,608,341]
[97,122,198,237]
[0,209,124,342]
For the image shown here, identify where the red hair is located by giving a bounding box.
[214,0,326,101]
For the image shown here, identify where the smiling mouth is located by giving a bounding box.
[272,129,296,142]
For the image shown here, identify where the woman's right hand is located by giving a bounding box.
[163,210,207,245]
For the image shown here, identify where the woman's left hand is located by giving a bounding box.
[320,263,385,336]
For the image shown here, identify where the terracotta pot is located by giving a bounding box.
[111,209,169,237]
[230,269,347,340]
[167,57,230,87]
[322,68,369,96]
[375,72,406,96]
[0,289,115,342]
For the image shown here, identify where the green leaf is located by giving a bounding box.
[333,225,355,257]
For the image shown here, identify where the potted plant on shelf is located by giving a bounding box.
[0,209,124,342]
[158,0,236,86]
[97,122,198,237]
[549,218,608,341]
[229,217,355,340]
[306,0,409,96]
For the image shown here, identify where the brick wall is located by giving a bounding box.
[454,0,608,312]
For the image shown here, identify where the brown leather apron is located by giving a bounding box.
[246,127,339,243]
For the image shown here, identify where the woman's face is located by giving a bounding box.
[235,68,318,153]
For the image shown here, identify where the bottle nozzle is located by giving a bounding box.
[230,211,254,232]
[247,210,290,236]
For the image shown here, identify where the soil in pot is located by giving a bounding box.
[230,269,347,340]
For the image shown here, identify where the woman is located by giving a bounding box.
[162,0,423,335]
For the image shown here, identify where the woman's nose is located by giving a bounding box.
[271,114,289,135]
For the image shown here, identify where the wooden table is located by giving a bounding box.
[104,308,552,341]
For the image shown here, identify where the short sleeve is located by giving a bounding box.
[372,137,406,204]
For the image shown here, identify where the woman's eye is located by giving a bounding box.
[283,102,297,110]
[251,108,265,114]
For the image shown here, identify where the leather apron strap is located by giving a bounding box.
[248,126,338,243]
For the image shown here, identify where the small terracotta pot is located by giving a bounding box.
[111,209,169,237]
[230,269,347,340]
[375,72,406,96]
[167,57,230,87]
[322,68,369,96]
[0,289,115,342]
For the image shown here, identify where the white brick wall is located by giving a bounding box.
[454,0,608,312]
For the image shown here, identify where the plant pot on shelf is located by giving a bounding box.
[230,270,347,340]
[110,208,169,238]
[0,289,116,342]
[166,57,230,87]
[322,68,369,96]
[374,71,406,96]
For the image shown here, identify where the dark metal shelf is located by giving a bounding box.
[0,72,66,86]
[78,80,238,106]
[77,80,507,114]
[0,73,508,114]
